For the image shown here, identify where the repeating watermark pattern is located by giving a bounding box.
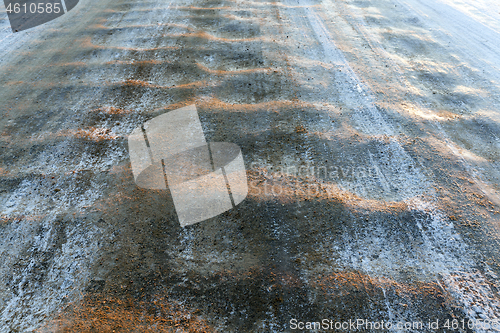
[4,0,79,32]
[128,105,248,227]
[247,161,379,197]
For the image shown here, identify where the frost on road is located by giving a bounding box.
[0,0,499,331]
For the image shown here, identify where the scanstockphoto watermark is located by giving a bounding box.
[128,105,248,227]
[290,319,409,331]
[250,161,378,181]
[248,161,377,195]
[290,318,500,331]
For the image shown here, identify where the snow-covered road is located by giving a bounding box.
[0,0,499,331]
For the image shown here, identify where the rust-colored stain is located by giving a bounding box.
[90,106,133,115]
[38,295,214,333]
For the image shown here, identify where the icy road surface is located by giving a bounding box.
[0,0,500,331]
